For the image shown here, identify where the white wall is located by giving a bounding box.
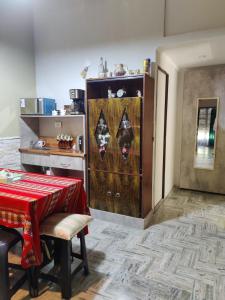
[0,137,21,169]
[32,0,225,110]
[0,0,36,138]
[154,68,167,206]
[174,70,184,186]
[1,0,225,195]
[166,0,225,36]
[155,52,178,198]
[33,0,164,108]
[32,0,225,201]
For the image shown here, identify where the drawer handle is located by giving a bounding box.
[107,191,112,197]
[115,192,120,198]
[60,163,71,168]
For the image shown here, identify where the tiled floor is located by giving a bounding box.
[13,188,225,299]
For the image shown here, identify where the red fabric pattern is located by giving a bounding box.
[0,169,89,268]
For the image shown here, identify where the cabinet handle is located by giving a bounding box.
[115,192,120,198]
[107,191,112,197]
[60,163,71,168]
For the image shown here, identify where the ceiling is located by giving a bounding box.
[159,34,225,69]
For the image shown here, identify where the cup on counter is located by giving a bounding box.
[60,109,66,116]
[34,140,46,148]
[52,110,57,116]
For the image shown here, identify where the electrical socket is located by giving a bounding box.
[55,121,62,128]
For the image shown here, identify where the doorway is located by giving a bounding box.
[154,66,169,206]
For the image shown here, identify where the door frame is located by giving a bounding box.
[156,66,169,199]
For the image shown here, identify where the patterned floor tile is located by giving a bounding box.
[12,188,225,299]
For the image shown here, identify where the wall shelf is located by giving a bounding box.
[19,113,86,187]
[20,115,85,118]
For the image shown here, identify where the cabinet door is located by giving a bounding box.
[88,98,115,171]
[113,97,141,175]
[113,173,140,217]
[89,170,140,217]
[89,170,114,212]
[88,97,141,175]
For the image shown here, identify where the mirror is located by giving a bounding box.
[194,98,219,170]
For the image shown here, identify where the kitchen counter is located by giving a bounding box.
[19,147,85,158]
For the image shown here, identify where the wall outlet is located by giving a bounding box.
[55,121,62,128]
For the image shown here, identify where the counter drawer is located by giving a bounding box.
[50,155,83,171]
[21,153,49,167]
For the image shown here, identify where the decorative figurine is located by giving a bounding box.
[80,65,89,79]
[128,69,135,75]
[114,64,127,76]
[116,112,134,160]
[98,57,108,78]
[136,90,142,97]
[98,57,104,78]
[108,87,112,98]
[104,60,108,77]
[95,115,110,159]
[108,86,116,98]
[116,88,127,98]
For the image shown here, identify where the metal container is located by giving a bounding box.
[20,98,56,115]
[143,58,151,73]
[76,135,83,152]
[69,89,85,114]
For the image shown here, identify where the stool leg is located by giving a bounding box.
[60,240,72,300]
[0,249,10,300]
[80,230,89,276]
[54,239,61,266]
[27,267,39,298]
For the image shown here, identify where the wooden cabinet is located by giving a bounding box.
[86,75,154,218]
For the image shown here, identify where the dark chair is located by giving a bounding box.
[39,213,92,300]
[0,226,27,300]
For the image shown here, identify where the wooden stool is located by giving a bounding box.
[0,227,27,300]
[39,213,92,300]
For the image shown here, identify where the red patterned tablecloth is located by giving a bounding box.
[0,170,89,269]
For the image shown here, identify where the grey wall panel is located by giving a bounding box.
[180,65,225,194]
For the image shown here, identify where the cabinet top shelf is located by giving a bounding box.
[86,74,147,84]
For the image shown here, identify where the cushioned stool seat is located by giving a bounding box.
[40,213,92,240]
[39,213,92,300]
